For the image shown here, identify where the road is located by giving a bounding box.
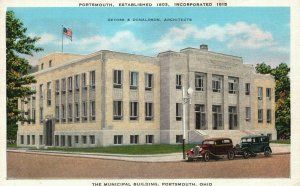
[7,151,289,178]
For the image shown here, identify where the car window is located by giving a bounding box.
[261,137,268,142]
[215,140,222,145]
[242,138,251,142]
[222,139,231,144]
[203,140,214,145]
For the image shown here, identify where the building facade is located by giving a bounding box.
[17,45,276,148]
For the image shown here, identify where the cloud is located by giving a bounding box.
[35,33,60,45]
[152,22,280,52]
[73,31,147,53]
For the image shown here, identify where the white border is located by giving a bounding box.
[0,0,299,186]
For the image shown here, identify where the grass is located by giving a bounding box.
[7,143,17,148]
[45,144,197,155]
[270,139,290,144]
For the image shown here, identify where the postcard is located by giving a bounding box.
[0,0,299,186]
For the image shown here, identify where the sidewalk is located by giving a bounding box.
[7,143,290,163]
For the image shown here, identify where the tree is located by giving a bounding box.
[256,62,290,139]
[6,10,43,141]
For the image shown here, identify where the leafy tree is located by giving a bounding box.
[256,62,290,139]
[6,10,43,141]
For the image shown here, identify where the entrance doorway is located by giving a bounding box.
[45,119,53,146]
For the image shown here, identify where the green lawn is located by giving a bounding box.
[46,144,197,155]
[270,139,290,144]
[7,143,17,148]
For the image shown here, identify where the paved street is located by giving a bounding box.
[7,151,289,178]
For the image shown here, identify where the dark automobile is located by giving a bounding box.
[186,138,235,162]
[234,135,272,158]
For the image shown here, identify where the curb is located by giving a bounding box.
[7,149,290,163]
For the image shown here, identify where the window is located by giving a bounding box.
[82,136,87,144]
[75,103,80,122]
[228,77,238,94]
[145,73,153,91]
[176,74,182,89]
[21,100,24,123]
[195,104,206,129]
[68,77,73,91]
[258,109,263,123]
[67,136,72,147]
[90,135,95,144]
[245,107,251,121]
[267,109,272,123]
[39,84,43,99]
[61,78,66,93]
[146,135,154,144]
[20,135,24,144]
[212,105,222,130]
[61,135,65,146]
[55,135,59,146]
[266,88,271,100]
[90,100,96,121]
[32,108,36,124]
[130,102,138,120]
[176,135,183,143]
[49,60,52,67]
[68,103,73,122]
[55,80,60,94]
[130,72,138,89]
[75,136,79,143]
[82,101,87,121]
[245,83,250,95]
[55,106,59,122]
[81,73,87,88]
[195,73,205,91]
[145,102,153,121]
[113,101,123,120]
[27,135,30,145]
[61,104,66,122]
[114,135,123,144]
[39,135,43,145]
[90,71,96,89]
[258,87,263,100]
[32,135,35,145]
[130,135,139,144]
[212,75,222,93]
[229,106,238,129]
[113,70,122,88]
[47,82,51,106]
[75,75,80,91]
[41,63,44,70]
[176,103,182,121]
[40,107,43,123]
[27,97,31,122]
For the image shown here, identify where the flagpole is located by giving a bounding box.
[61,25,64,54]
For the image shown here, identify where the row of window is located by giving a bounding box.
[114,70,154,90]
[20,135,43,145]
[54,135,95,146]
[192,105,272,130]
[176,74,272,99]
[55,100,96,123]
[113,101,154,121]
[41,70,96,105]
[113,135,154,145]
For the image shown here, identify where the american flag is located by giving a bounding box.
[63,27,72,41]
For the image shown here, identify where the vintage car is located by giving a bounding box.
[234,135,272,158]
[186,138,235,162]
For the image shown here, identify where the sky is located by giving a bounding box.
[9,7,290,67]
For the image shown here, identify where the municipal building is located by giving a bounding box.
[17,44,276,147]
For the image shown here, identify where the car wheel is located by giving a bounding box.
[264,147,272,157]
[243,150,250,159]
[227,150,234,160]
[203,152,210,162]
